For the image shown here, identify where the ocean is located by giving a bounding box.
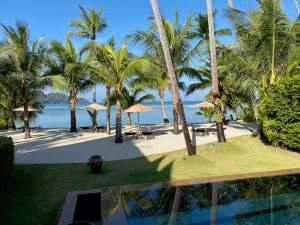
[20,101,229,128]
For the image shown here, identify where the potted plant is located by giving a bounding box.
[87,155,103,174]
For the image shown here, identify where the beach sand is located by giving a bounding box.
[0,122,254,164]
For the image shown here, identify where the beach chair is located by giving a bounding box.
[125,131,138,139]
[142,131,155,139]
[96,125,106,133]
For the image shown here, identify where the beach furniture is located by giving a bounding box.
[123,104,155,126]
[142,130,155,139]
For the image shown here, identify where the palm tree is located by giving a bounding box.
[86,43,149,143]
[0,55,17,130]
[46,37,93,132]
[0,22,47,138]
[206,0,226,142]
[127,12,201,134]
[150,0,194,155]
[69,5,107,104]
[293,0,300,15]
[110,87,155,126]
[222,0,300,124]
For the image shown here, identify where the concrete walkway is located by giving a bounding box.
[0,122,253,164]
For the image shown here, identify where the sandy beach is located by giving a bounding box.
[0,122,255,164]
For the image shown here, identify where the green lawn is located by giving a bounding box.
[0,135,300,225]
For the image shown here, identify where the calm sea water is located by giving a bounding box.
[21,101,228,128]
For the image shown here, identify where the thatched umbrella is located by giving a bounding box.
[190,101,214,127]
[12,106,40,112]
[190,101,214,109]
[124,104,154,126]
[81,103,106,111]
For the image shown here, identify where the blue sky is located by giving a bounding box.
[0,0,298,102]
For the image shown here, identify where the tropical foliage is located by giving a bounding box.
[0,0,299,151]
[261,75,300,150]
[0,22,47,138]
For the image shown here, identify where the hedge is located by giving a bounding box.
[261,75,300,150]
[0,136,14,191]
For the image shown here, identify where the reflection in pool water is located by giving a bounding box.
[76,174,300,225]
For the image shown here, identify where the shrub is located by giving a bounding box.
[261,75,300,150]
[0,136,14,190]
[240,105,255,122]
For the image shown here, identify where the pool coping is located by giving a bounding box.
[58,167,300,225]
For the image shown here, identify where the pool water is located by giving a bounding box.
[75,174,300,225]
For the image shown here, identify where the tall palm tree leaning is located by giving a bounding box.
[293,0,300,15]
[206,0,226,142]
[69,5,107,104]
[150,0,194,155]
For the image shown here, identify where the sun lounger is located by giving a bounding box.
[96,125,106,132]
[125,131,137,138]
[142,131,155,139]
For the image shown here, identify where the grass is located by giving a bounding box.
[0,135,300,225]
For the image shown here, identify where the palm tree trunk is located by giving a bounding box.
[7,92,16,130]
[69,91,77,132]
[93,85,97,103]
[115,93,123,143]
[172,96,179,134]
[293,0,300,15]
[126,113,132,126]
[70,101,77,132]
[206,0,226,143]
[210,183,219,225]
[227,0,233,8]
[106,85,111,134]
[159,89,169,123]
[150,0,194,156]
[23,95,31,139]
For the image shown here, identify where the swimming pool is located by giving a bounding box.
[59,169,300,225]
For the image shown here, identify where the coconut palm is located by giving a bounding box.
[85,43,150,143]
[0,22,47,138]
[222,0,300,123]
[110,87,155,126]
[149,0,194,155]
[69,5,107,104]
[206,0,226,142]
[190,12,231,52]
[0,55,17,130]
[46,37,93,132]
[127,12,201,135]
[83,38,115,134]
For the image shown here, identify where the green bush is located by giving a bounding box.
[0,136,14,190]
[261,75,300,150]
[240,105,255,122]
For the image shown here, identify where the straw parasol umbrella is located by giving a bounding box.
[190,101,214,128]
[12,106,40,112]
[81,103,106,111]
[123,104,154,126]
